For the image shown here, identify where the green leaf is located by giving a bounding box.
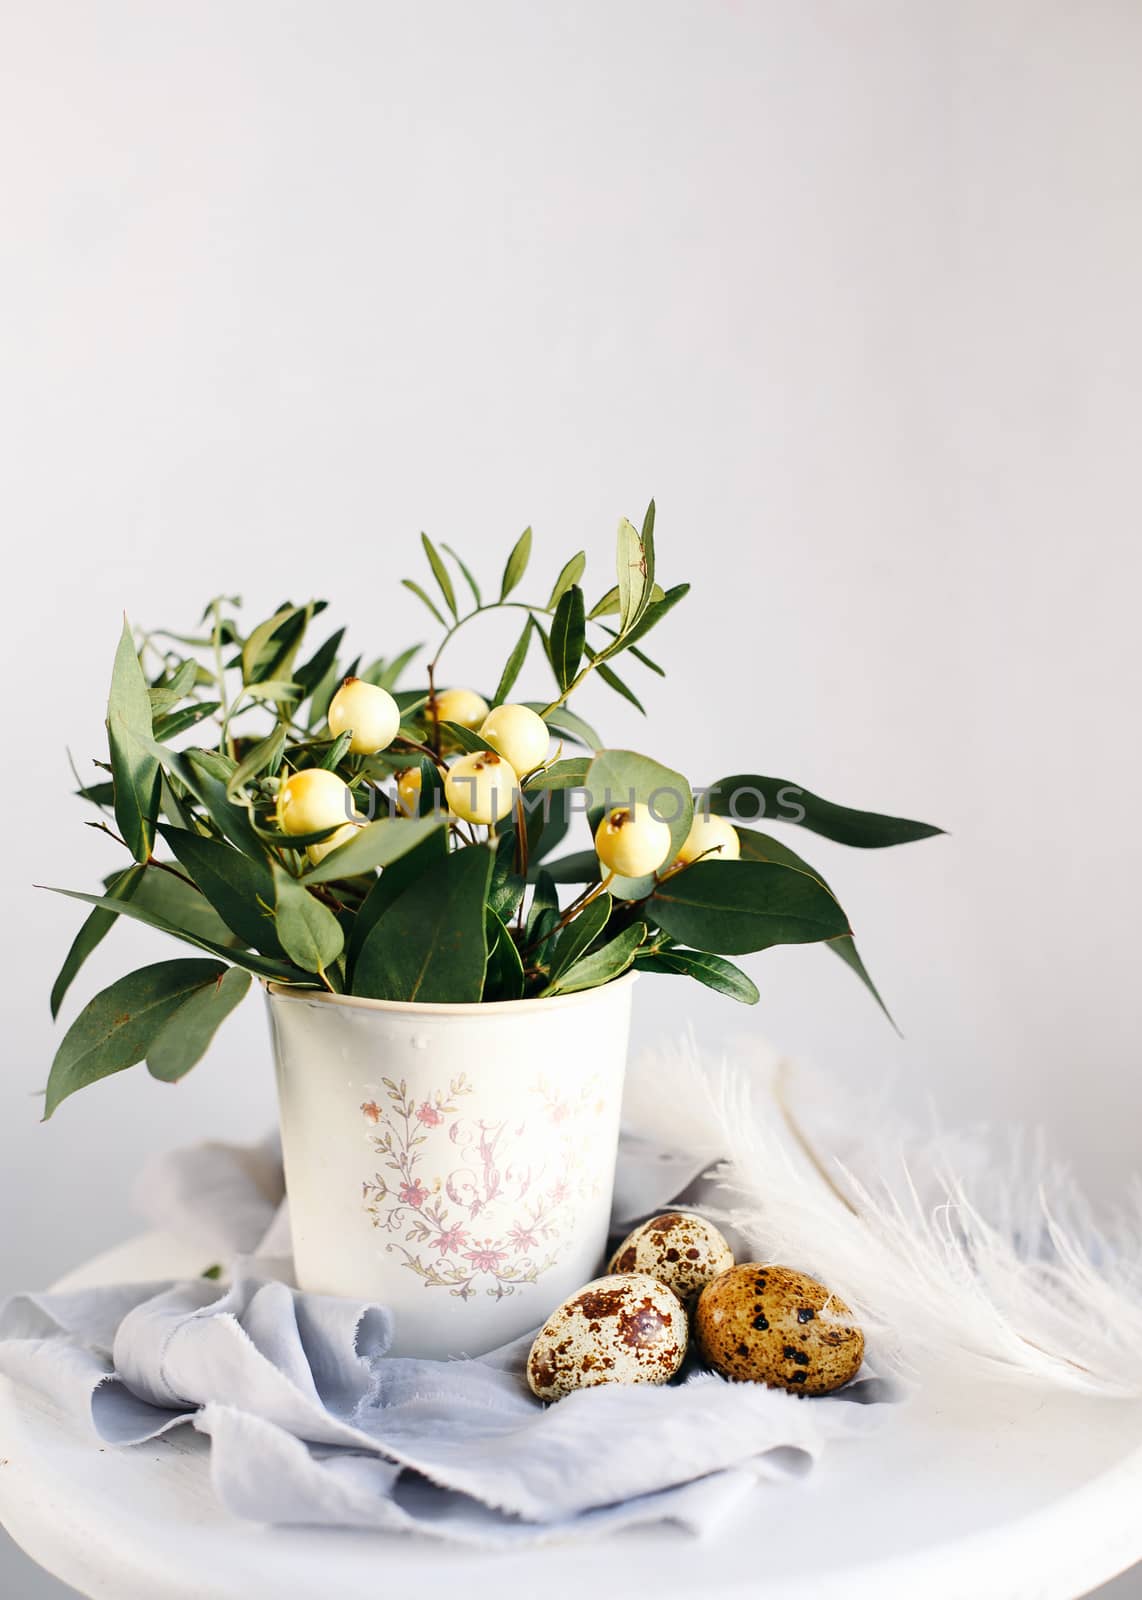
[129,864,244,949]
[523,757,590,792]
[353,843,494,1002]
[300,814,446,885]
[239,604,316,687]
[523,702,602,752]
[45,958,228,1117]
[40,885,298,980]
[548,551,586,610]
[542,850,600,885]
[616,519,650,633]
[442,544,482,608]
[651,860,850,955]
[483,907,524,1001]
[493,616,534,707]
[156,825,283,954]
[733,824,897,1025]
[402,579,447,628]
[438,720,495,754]
[595,662,645,713]
[620,582,690,650]
[543,922,646,996]
[370,644,422,692]
[239,678,301,705]
[293,628,345,704]
[319,731,353,770]
[107,619,160,862]
[148,658,199,715]
[149,744,266,859]
[345,824,448,984]
[707,775,944,849]
[636,947,759,1005]
[488,831,526,922]
[272,865,344,974]
[526,867,559,942]
[146,967,252,1082]
[587,586,620,620]
[421,532,458,619]
[50,864,145,1019]
[546,891,612,983]
[550,585,586,692]
[500,526,533,600]
[151,701,222,741]
[585,748,693,899]
[226,726,288,798]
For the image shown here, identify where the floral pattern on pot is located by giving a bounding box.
[360,1072,611,1300]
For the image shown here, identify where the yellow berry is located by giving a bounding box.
[479,704,550,777]
[306,822,360,866]
[396,767,423,817]
[675,811,741,866]
[276,768,354,836]
[594,805,673,878]
[444,751,518,825]
[328,677,400,755]
[433,687,489,731]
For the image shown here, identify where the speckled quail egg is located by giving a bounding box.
[694,1263,864,1395]
[526,1272,688,1401]
[608,1211,735,1305]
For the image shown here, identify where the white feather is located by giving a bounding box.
[624,1032,1142,1398]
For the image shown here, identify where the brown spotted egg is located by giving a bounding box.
[526,1272,688,1401]
[695,1263,864,1396]
[608,1211,735,1305]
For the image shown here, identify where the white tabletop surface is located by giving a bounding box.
[1,1230,1140,1600]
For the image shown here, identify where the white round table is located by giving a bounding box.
[2,1231,1140,1600]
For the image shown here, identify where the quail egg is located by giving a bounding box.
[608,1211,735,1305]
[694,1263,864,1395]
[527,1272,688,1401]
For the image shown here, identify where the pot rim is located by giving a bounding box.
[263,968,637,1018]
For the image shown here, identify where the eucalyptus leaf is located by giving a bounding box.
[483,907,525,1001]
[442,544,482,608]
[707,775,944,849]
[620,582,690,650]
[595,662,645,713]
[493,616,533,706]
[500,526,533,600]
[421,532,458,619]
[542,922,646,995]
[226,726,288,798]
[402,580,447,628]
[371,644,422,692]
[146,966,252,1082]
[651,860,849,955]
[616,519,650,634]
[541,850,601,885]
[50,864,145,1019]
[45,958,229,1117]
[40,886,299,980]
[107,619,160,862]
[152,701,221,741]
[300,814,446,885]
[241,604,306,685]
[545,891,612,983]
[272,865,344,974]
[523,757,590,792]
[731,825,894,1023]
[438,720,495,755]
[156,824,283,954]
[550,584,586,692]
[293,628,345,703]
[488,831,526,923]
[345,824,448,984]
[353,842,493,1002]
[548,551,586,610]
[522,702,602,752]
[636,947,759,1004]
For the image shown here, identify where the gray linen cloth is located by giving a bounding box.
[0,1131,885,1545]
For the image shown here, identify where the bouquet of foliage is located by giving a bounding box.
[44,508,940,1117]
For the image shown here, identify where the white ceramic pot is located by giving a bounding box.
[263,974,636,1359]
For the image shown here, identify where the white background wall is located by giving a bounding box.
[1,3,1139,1595]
